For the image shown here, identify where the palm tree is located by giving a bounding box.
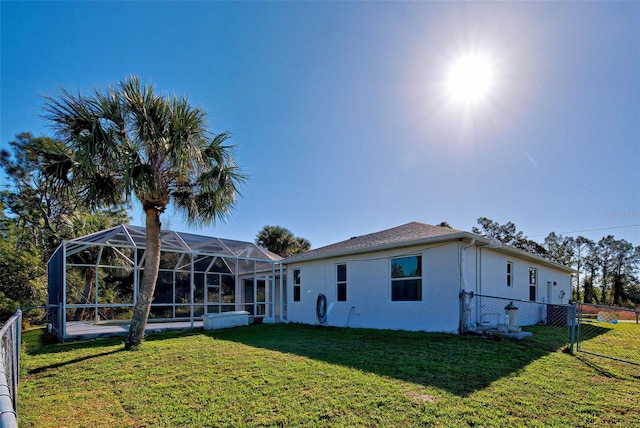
[44,76,244,349]
[255,225,310,257]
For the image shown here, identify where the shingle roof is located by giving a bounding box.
[283,221,576,273]
[283,222,463,263]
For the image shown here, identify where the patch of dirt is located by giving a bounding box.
[407,392,437,403]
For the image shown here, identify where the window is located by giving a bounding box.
[293,269,301,302]
[391,256,422,301]
[529,268,537,301]
[337,264,347,302]
[506,262,513,287]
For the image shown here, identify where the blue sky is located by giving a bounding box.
[1,1,639,248]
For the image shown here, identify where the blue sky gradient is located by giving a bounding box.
[1,1,638,248]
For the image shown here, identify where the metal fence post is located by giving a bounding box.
[568,302,576,355]
[575,302,582,353]
[459,291,465,334]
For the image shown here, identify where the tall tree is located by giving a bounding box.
[543,232,576,266]
[255,225,311,257]
[596,236,617,305]
[582,239,600,304]
[1,133,130,318]
[0,222,46,319]
[602,237,639,306]
[0,133,79,257]
[573,236,593,302]
[472,217,547,257]
[44,76,245,349]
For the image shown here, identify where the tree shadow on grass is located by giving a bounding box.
[574,353,640,381]
[22,327,125,356]
[572,322,640,380]
[204,324,562,397]
[27,348,124,375]
[22,326,203,356]
[24,322,626,396]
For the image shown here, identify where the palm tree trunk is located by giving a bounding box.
[125,208,162,349]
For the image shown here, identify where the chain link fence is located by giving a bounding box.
[461,292,640,374]
[0,309,21,428]
[576,302,640,367]
[461,292,573,352]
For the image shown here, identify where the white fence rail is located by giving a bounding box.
[0,309,21,428]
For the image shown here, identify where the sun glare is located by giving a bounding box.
[446,54,495,104]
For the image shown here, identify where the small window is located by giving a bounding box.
[337,264,347,302]
[391,256,422,301]
[293,269,301,302]
[529,268,537,301]
[506,262,513,287]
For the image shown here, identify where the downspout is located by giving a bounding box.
[478,247,482,296]
[278,263,284,323]
[459,238,475,334]
[459,238,476,292]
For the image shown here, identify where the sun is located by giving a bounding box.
[446,54,495,104]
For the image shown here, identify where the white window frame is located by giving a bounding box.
[390,255,422,302]
[336,263,347,302]
[529,267,538,301]
[293,269,301,302]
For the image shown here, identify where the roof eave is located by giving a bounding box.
[283,232,576,273]
[283,232,476,264]
[481,243,577,273]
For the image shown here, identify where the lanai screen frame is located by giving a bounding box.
[47,225,283,340]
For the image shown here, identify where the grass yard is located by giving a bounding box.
[19,324,639,427]
[576,321,640,365]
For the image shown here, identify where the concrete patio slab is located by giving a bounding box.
[63,320,204,341]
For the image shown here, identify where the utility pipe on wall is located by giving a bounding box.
[458,238,475,334]
[458,238,476,292]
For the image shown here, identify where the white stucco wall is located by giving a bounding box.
[471,247,573,327]
[286,242,463,333]
[285,240,574,333]
[478,248,572,304]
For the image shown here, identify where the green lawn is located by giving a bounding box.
[19,324,639,427]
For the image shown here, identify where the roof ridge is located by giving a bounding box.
[283,221,462,262]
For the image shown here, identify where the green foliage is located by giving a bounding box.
[1,132,75,257]
[19,325,640,426]
[43,75,245,347]
[0,133,131,318]
[0,225,46,319]
[472,217,547,257]
[577,235,640,307]
[42,75,245,224]
[544,232,576,266]
[255,225,311,257]
[473,217,640,307]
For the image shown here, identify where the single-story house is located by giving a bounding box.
[282,222,575,334]
[47,222,575,340]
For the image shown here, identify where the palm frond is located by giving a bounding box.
[43,75,245,223]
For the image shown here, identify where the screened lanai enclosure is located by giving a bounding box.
[47,225,283,341]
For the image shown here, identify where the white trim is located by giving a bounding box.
[389,254,423,302]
